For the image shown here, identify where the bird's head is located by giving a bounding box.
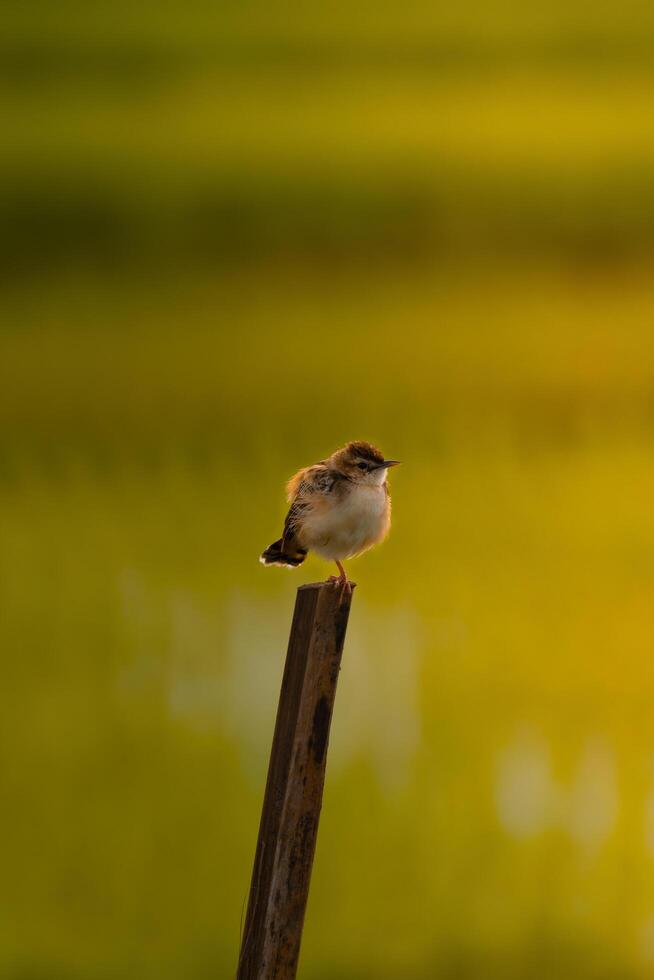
[330,441,401,486]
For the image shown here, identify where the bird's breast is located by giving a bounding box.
[301,485,390,560]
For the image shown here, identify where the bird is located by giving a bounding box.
[260,440,400,596]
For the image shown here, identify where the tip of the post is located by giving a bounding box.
[298,581,357,592]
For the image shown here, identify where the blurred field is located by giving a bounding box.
[3,2,654,978]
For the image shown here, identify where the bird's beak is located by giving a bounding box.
[378,460,401,469]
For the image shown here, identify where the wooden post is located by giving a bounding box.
[237,581,355,980]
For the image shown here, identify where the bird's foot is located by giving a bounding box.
[327,574,352,604]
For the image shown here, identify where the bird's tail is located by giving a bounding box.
[259,538,307,568]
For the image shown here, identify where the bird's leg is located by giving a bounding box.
[328,560,352,601]
[327,560,347,585]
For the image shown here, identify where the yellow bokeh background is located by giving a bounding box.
[3,2,654,977]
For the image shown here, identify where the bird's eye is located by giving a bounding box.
[357,462,368,471]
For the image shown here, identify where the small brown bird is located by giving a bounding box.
[260,441,400,595]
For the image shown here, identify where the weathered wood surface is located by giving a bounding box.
[237,581,355,980]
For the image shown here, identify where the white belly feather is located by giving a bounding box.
[302,485,390,561]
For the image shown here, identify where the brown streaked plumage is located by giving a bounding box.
[260,441,400,595]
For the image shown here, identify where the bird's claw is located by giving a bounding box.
[327,574,352,604]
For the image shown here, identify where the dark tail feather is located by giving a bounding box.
[260,538,307,568]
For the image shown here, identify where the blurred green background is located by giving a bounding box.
[3,1,654,977]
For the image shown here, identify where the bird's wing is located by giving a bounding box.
[283,464,345,548]
[285,463,331,502]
